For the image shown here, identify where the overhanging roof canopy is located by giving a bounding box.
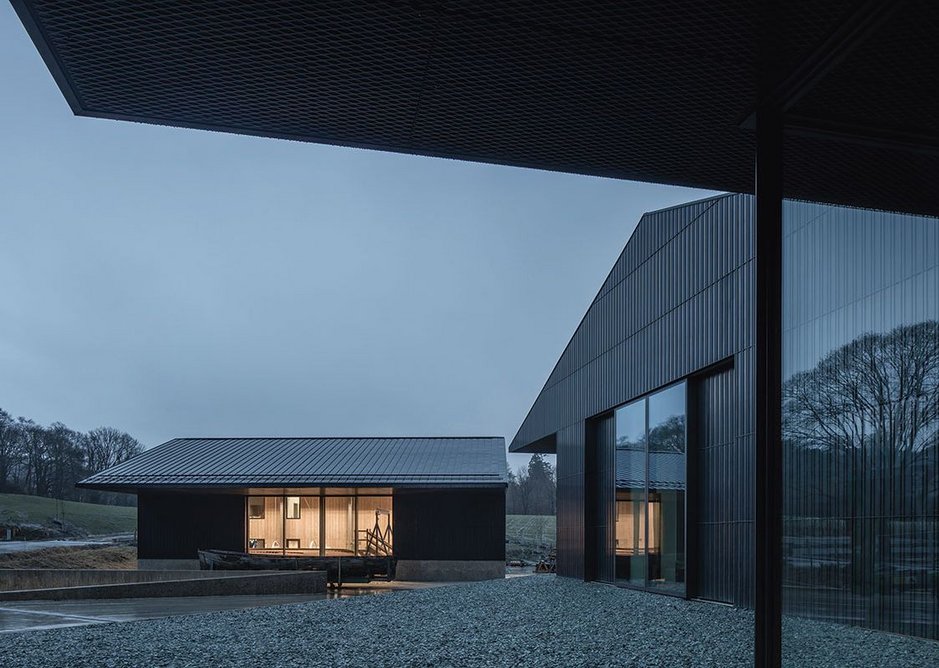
[12,1,939,215]
[78,436,509,492]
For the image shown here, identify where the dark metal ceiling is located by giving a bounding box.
[11,1,939,214]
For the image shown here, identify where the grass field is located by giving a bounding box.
[505,515,556,562]
[0,493,137,536]
[0,544,137,569]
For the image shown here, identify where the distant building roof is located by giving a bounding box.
[616,450,685,491]
[78,437,508,492]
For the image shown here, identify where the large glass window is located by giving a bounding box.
[647,384,686,592]
[247,496,283,553]
[246,490,392,557]
[324,496,355,555]
[782,201,939,656]
[284,496,319,553]
[356,496,393,556]
[615,399,646,584]
[614,382,686,594]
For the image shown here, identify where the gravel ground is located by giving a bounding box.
[5,576,938,667]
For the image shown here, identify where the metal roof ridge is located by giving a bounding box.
[162,435,505,441]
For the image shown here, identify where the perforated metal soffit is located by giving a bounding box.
[13,0,939,215]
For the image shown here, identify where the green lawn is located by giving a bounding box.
[0,493,137,536]
[505,514,556,562]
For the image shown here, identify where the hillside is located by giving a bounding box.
[0,493,137,537]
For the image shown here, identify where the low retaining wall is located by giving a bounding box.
[0,569,247,592]
[0,571,326,601]
[395,560,504,582]
[137,559,201,571]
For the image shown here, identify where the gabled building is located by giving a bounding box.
[80,436,508,581]
[512,194,939,639]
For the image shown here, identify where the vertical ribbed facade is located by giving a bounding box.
[586,414,616,584]
[692,364,754,605]
[513,193,938,641]
[556,424,586,579]
[511,193,757,606]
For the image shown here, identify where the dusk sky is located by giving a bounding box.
[0,4,715,469]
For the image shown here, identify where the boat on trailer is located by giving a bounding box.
[198,549,396,585]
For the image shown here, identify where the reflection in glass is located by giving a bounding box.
[648,383,686,591]
[782,201,939,650]
[615,400,647,584]
[614,383,686,594]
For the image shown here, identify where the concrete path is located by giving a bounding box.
[0,594,326,633]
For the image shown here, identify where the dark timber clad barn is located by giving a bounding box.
[79,437,508,581]
[512,194,757,602]
[512,193,939,640]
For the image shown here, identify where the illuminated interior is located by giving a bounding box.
[614,382,686,592]
[246,489,392,557]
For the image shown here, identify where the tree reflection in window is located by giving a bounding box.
[783,320,939,639]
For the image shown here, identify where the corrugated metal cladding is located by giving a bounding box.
[79,437,507,491]
[138,493,244,559]
[585,414,616,584]
[512,194,753,452]
[393,489,505,561]
[511,194,755,606]
[692,365,754,606]
[556,424,586,579]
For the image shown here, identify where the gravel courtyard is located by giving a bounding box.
[6,576,938,667]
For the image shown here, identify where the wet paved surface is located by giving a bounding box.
[0,594,326,633]
[0,580,455,633]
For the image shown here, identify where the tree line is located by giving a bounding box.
[0,408,143,505]
[507,453,556,515]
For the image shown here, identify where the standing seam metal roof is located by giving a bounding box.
[77,436,508,490]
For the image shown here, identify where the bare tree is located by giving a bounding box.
[45,422,84,500]
[782,320,939,600]
[16,418,50,497]
[0,409,20,492]
[508,454,556,515]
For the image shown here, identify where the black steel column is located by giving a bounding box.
[753,75,784,668]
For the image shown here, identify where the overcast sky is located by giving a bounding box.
[0,5,714,470]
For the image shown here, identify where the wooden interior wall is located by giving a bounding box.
[284,496,319,550]
[247,496,283,548]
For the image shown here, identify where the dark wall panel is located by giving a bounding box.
[585,414,616,583]
[138,493,245,559]
[556,423,585,579]
[512,193,756,606]
[692,361,754,606]
[393,488,505,561]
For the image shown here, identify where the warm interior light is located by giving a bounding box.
[246,491,393,557]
